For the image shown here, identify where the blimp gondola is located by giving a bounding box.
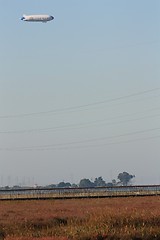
[21,14,54,23]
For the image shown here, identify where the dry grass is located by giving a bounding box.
[0,196,159,240]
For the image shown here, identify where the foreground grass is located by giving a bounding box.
[0,196,159,239]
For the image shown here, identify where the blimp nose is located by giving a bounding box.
[21,17,25,20]
[51,16,54,20]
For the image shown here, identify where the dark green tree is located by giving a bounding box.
[47,184,57,188]
[79,178,94,188]
[94,177,106,187]
[57,182,71,188]
[112,179,117,186]
[71,183,78,188]
[117,172,135,186]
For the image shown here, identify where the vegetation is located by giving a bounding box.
[0,196,159,240]
[49,172,135,188]
[5,172,134,190]
[117,172,135,186]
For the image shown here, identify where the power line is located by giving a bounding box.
[0,87,160,119]
[1,127,160,151]
[1,112,160,134]
[41,135,160,151]
[1,135,160,152]
[0,106,160,134]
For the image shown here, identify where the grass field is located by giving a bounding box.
[0,196,159,240]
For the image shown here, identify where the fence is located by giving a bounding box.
[0,185,160,200]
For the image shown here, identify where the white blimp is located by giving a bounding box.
[21,14,54,23]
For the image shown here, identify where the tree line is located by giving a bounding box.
[2,171,135,189]
[47,171,135,188]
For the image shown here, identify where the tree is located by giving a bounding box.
[112,179,117,186]
[71,183,78,188]
[79,178,94,188]
[117,172,135,186]
[57,182,71,188]
[46,184,57,188]
[94,177,106,187]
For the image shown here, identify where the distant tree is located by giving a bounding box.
[79,178,94,188]
[12,185,21,189]
[106,179,117,187]
[117,172,135,186]
[94,177,106,187]
[57,182,71,188]
[71,183,78,188]
[65,182,72,187]
[112,179,117,186]
[46,184,57,188]
[106,182,113,187]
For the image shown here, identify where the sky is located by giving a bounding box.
[0,0,160,186]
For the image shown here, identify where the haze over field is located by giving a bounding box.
[0,1,160,186]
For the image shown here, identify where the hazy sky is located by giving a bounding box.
[0,0,160,186]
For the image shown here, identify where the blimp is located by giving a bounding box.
[21,14,54,23]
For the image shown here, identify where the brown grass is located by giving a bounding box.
[0,196,159,240]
